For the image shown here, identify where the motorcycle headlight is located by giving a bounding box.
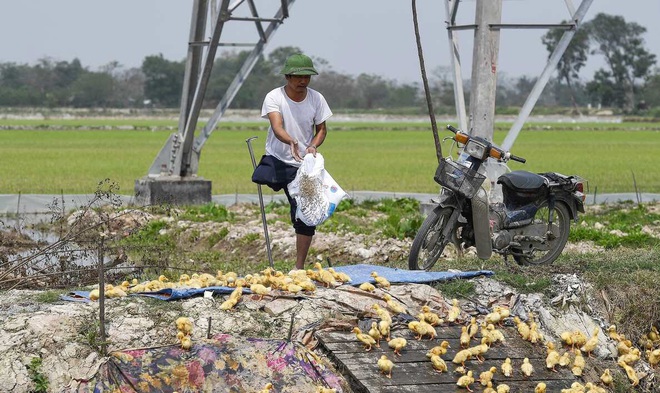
[464,139,487,159]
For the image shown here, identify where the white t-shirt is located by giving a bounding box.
[261,86,332,166]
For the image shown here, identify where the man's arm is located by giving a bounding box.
[306,122,327,157]
[267,111,302,161]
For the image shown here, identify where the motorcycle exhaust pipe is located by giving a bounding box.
[471,189,492,260]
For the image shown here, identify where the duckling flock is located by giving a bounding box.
[90,261,357,304]
[87,264,660,392]
[352,283,660,392]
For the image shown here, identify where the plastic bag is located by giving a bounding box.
[287,153,348,226]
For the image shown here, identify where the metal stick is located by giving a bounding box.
[246,136,274,268]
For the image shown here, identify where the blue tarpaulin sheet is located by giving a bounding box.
[60,286,251,302]
[60,265,493,302]
[332,264,494,285]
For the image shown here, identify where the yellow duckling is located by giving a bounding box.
[501,357,513,377]
[467,317,479,339]
[558,351,571,368]
[496,384,510,393]
[426,340,450,357]
[514,316,531,341]
[377,354,394,378]
[521,357,534,378]
[618,347,641,365]
[286,283,303,294]
[494,305,510,320]
[371,304,392,323]
[180,335,192,350]
[479,366,497,386]
[534,382,546,393]
[219,296,238,311]
[484,323,505,346]
[483,382,496,393]
[258,383,273,393]
[420,305,443,326]
[528,322,543,344]
[175,317,193,336]
[572,349,585,376]
[546,341,561,372]
[352,327,376,351]
[617,338,633,356]
[383,294,407,314]
[580,327,600,358]
[485,309,502,326]
[430,354,448,373]
[370,271,391,289]
[228,285,243,302]
[447,298,461,323]
[571,330,588,349]
[327,267,351,283]
[359,282,376,292]
[618,360,639,386]
[454,366,467,375]
[600,368,613,385]
[89,288,100,301]
[460,326,471,348]
[468,337,490,362]
[388,337,407,356]
[249,283,271,300]
[368,322,382,346]
[606,324,623,342]
[456,370,474,391]
[452,349,473,367]
[313,262,338,287]
[585,382,607,393]
[408,320,436,341]
[647,348,660,367]
[649,325,660,343]
[378,319,391,341]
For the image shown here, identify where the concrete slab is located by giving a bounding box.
[134,177,212,206]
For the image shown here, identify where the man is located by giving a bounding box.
[253,53,333,270]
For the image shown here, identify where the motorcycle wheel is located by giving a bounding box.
[409,206,457,270]
[512,201,570,265]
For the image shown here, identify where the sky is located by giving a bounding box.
[2,0,659,84]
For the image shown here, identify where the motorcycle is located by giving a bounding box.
[409,125,586,270]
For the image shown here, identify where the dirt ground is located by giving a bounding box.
[1,202,659,392]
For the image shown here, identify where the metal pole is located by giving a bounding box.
[246,136,274,268]
[468,0,502,140]
[501,0,594,151]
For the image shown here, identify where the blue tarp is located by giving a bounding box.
[60,286,252,302]
[60,264,494,302]
[332,264,494,285]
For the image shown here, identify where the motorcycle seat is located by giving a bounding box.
[497,170,546,191]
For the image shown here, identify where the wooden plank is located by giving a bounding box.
[340,358,574,384]
[316,322,578,393]
[361,379,574,393]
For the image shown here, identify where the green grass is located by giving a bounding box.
[0,119,659,194]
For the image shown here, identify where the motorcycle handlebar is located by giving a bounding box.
[447,124,527,164]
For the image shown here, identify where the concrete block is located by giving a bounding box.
[134,176,212,206]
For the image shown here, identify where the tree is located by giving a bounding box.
[587,13,656,112]
[639,68,660,110]
[70,72,114,107]
[141,54,185,107]
[542,22,590,113]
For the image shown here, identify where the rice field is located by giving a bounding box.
[0,118,658,195]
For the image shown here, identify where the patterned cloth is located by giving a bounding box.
[71,334,343,393]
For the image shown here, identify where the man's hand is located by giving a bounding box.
[290,139,302,162]
[305,145,317,158]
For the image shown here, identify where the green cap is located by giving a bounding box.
[280,53,318,76]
